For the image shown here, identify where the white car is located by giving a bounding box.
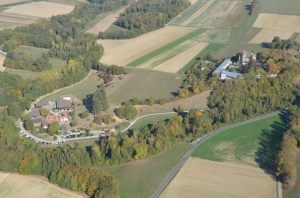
[35,140,39,143]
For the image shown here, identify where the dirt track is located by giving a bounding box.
[97,26,197,66]
[160,158,276,198]
[3,2,74,18]
[0,172,86,198]
[0,54,4,72]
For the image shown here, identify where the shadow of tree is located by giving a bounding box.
[83,94,93,112]
[255,114,286,179]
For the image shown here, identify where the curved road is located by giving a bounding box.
[151,110,285,198]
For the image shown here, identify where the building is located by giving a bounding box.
[35,101,49,108]
[239,50,256,65]
[30,109,41,119]
[32,118,43,127]
[41,112,71,129]
[212,59,232,75]
[56,98,72,110]
[220,71,243,79]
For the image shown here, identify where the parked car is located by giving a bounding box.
[35,140,39,143]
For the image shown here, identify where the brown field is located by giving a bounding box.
[136,91,210,116]
[294,33,300,43]
[160,158,276,198]
[0,0,24,5]
[249,29,294,44]
[97,26,197,66]
[253,13,300,32]
[0,172,86,198]
[218,0,250,28]
[0,54,4,71]
[86,13,119,34]
[153,42,209,73]
[3,2,75,18]
[189,0,198,5]
[181,0,215,26]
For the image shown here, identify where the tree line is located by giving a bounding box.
[98,0,190,39]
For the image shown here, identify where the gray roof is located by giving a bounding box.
[221,71,243,78]
[30,109,41,118]
[212,59,231,75]
[57,98,72,109]
[35,101,48,108]
[32,118,42,123]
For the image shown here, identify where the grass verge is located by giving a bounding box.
[192,114,285,169]
[179,43,225,73]
[4,68,39,79]
[127,28,206,67]
[98,143,191,198]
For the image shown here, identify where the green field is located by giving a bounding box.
[17,46,66,69]
[259,0,300,15]
[239,13,259,28]
[227,27,262,44]
[179,43,225,73]
[283,149,300,198]
[44,0,85,6]
[42,72,100,101]
[127,28,206,67]
[216,43,263,58]
[99,143,191,198]
[106,68,185,106]
[193,28,231,44]
[0,23,17,30]
[192,114,285,169]
[4,68,39,79]
[168,0,210,26]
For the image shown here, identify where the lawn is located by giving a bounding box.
[259,0,300,16]
[227,27,262,44]
[192,114,285,169]
[283,149,300,198]
[179,43,225,73]
[105,68,185,106]
[127,28,206,67]
[42,72,101,101]
[4,68,39,79]
[98,143,191,198]
[17,46,66,69]
[216,43,264,59]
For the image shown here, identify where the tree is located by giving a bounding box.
[48,121,60,136]
[24,118,34,131]
[148,97,155,106]
[116,103,137,120]
[40,108,50,116]
[80,111,89,119]
[268,63,277,74]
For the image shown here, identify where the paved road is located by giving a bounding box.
[151,110,284,198]
[18,119,63,145]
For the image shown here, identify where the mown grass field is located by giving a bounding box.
[216,43,263,58]
[193,28,231,44]
[106,68,185,106]
[105,24,127,32]
[98,143,191,198]
[168,0,210,26]
[0,23,17,30]
[259,0,300,15]
[192,114,285,168]
[180,43,225,73]
[42,72,100,101]
[227,27,262,43]
[127,28,206,67]
[283,149,300,198]
[17,46,66,69]
[4,68,39,79]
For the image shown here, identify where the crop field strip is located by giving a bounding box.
[187,0,237,28]
[192,28,231,44]
[227,27,261,43]
[168,0,210,26]
[127,28,206,67]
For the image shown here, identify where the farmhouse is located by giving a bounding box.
[35,101,49,108]
[212,59,232,75]
[56,98,72,110]
[41,112,71,129]
[239,50,256,66]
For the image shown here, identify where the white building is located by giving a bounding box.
[212,59,232,75]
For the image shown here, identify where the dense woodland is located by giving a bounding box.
[98,0,190,39]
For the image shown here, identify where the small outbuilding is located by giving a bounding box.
[30,109,41,119]
[35,101,49,108]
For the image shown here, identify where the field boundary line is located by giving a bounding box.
[152,109,285,198]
